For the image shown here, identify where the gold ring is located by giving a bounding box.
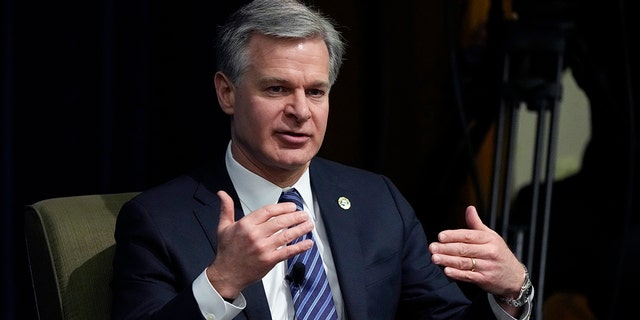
[470,258,477,272]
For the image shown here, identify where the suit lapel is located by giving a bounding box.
[191,162,239,251]
[190,161,272,318]
[310,160,368,320]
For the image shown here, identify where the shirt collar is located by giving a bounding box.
[224,141,314,218]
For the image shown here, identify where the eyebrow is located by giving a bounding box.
[258,77,330,90]
[258,76,287,86]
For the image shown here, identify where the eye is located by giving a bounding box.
[267,86,285,94]
[306,88,325,97]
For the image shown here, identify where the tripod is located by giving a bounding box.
[487,19,573,318]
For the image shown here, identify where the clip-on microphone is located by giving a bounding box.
[286,262,306,286]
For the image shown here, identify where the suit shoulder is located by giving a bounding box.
[311,157,380,176]
[310,157,395,189]
[138,173,196,195]
[127,172,202,211]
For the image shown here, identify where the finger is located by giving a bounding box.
[431,253,480,282]
[464,205,491,232]
[275,237,314,261]
[259,218,314,262]
[246,202,299,224]
[275,220,314,245]
[245,203,305,240]
[430,241,476,258]
[217,190,235,231]
[266,210,309,233]
[441,265,480,283]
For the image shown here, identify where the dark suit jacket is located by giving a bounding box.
[111,156,494,319]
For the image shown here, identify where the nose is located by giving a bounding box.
[285,90,311,122]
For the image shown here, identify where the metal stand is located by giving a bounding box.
[488,20,571,318]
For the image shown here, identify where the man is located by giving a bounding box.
[111,0,534,319]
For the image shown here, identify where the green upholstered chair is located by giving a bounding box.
[24,192,139,320]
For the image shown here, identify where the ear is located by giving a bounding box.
[214,72,235,115]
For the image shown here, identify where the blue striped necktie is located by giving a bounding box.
[279,188,338,320]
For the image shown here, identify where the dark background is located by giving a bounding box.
[2,0,638,319]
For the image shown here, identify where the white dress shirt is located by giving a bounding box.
[192,142,345,320]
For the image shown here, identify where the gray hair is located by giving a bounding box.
[215,0,345,86]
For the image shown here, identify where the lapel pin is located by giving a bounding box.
[337,196,351,210]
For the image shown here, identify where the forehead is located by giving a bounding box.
[245,33,330,74]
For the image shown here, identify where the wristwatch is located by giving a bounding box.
[498,264,533,307]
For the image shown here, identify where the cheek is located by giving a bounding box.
[241,112,270,136]
[237,98,275,130]
[316,118,328,137]
[314,107,329,132]
[310,110,329,147]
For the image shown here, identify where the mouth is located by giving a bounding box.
[277,131,311,144]
[284,131,307,137]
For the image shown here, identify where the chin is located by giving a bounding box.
[276,153,314,168]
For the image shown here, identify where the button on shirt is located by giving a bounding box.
[192,142,345,319]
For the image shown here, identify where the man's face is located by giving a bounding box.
[217,34,331,182]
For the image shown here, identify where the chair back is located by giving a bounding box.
[25,192,138,320]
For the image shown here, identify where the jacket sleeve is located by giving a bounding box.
[382,176,495,320]
[111,199,205,320]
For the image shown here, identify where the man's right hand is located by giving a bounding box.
[205,190,314,299]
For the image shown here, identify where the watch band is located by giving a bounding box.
[497,264,533,307]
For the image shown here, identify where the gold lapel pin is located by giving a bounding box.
[337,196,351,210]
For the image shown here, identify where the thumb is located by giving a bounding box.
[465,205,490,231]
[217,190,236,231]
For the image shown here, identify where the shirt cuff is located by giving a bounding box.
[193,268,247,320]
